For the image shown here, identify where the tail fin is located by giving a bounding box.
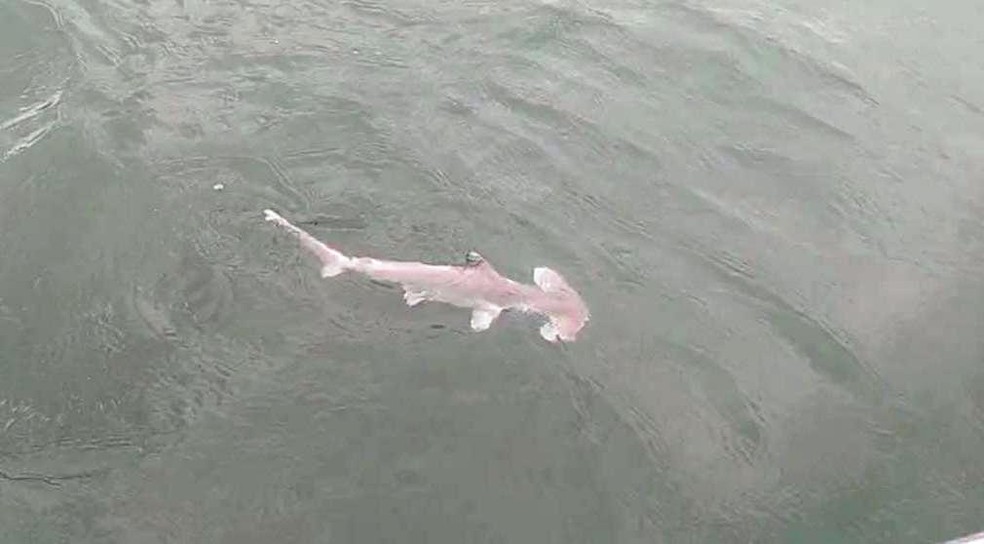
[319,259,349,278]
[264,209,352,278]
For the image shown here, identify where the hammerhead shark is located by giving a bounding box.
[263,209,589,342]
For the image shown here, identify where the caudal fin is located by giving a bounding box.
[318,260,348,278]
[264,209,352,278]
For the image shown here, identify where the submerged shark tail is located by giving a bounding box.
[318,257,350,278]
[264,209,353,278]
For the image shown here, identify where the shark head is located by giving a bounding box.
[530,267,590,343]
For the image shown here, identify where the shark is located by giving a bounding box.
[263,209,590,342]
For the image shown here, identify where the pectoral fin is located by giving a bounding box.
[470,307,502,331]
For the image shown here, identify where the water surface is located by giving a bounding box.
[1,0,983,542]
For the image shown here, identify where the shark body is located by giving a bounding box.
[264,209,589,342]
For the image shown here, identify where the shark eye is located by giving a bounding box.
[465,251,483,265]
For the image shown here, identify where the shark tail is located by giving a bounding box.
[264,209,353,278]
[319,255,350,278]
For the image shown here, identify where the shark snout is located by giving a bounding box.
[536,298,589,343]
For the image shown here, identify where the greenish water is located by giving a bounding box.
[1,0,983,542]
